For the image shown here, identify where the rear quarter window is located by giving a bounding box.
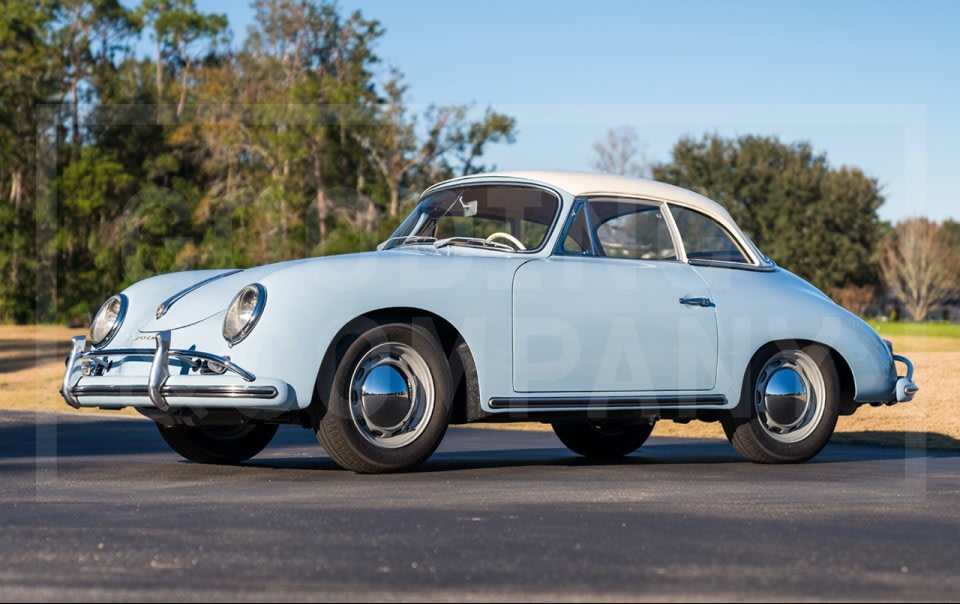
[670,205,751,264]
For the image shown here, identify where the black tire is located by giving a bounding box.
[157,422,278,465]
[721,343,839,464]
[552,422,655,458]
[315,322,453,474]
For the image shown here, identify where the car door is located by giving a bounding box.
[513,197,719,393]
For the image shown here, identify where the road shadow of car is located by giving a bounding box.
[0,338,71,374]
[4,413,958,471]
[249,441,947,474]
[831,430,960,451]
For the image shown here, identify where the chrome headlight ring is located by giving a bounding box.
[90,293,128,349]
[222,284,267,346]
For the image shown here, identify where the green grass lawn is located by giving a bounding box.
[867,320,960,339]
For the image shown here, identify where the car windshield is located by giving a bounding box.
[380,185,560,252]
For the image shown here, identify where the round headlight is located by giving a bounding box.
[222,284,266,345]
[90,294,127,348]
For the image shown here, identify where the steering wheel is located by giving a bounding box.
[486,232,526,251]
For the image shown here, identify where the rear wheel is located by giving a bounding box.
[315,322,453,473]
[722,343,839,464]
[157,422,278,465]
[552,422,655,458]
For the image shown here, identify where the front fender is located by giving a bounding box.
[225,251,524,410]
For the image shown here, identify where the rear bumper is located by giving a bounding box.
[892,354,919,403]
[61,331,293,411]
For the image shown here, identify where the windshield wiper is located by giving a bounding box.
[377,235,438,251]
[433,237,515,252]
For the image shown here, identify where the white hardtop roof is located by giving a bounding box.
[424,170,735,223]
[422,170,770,267]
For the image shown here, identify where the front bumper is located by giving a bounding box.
[61,330,293,411]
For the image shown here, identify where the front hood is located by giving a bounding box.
[136,246,524,332]
[137,258,316,332]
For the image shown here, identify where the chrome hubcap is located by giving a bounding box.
[755,350,824,443]
[349,342,434,449]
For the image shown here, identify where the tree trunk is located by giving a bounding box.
[176,58,190,119]
[156,38,163,123]
[71,74,80,154]
[9,167,22,313]
[339,121,349,183]
[314,151,327,249]
[8,169,21,206]
[388,183,399,217]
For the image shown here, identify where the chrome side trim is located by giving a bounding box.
[488,395,727,411]
[156,269,242,319]
[72,384,279,400]
[688,259,779,273]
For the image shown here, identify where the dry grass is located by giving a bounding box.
[0,325,137,417]
[2,326,958,448]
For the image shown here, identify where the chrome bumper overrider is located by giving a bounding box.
[61,330,289,411]
[892,354,919,403]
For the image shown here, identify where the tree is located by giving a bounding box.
[447,107,516,176]
[0,0,518,324]
[353,73,517,217]
[831,282,877,317]
[940,219,960,257]
[591,126,648,177]
[881,218,959,322]
[55,0,138,153]
[0,1,61,323]
[140,0,226,118]
[653,134,885,294]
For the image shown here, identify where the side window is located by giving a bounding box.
[670,205,750,264]
[561,204,591,254]
[591,200,676,260]
[559,198,677,260]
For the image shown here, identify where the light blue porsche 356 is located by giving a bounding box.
[61,171,918,472]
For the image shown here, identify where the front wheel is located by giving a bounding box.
[315,322,453,473]
[157,422,278,465]
[722,343,839,464]
[552,422,655,458]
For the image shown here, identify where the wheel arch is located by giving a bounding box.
[309,306,483,426]
[738,339,856,416]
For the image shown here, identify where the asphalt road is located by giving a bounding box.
[1,409,958,602]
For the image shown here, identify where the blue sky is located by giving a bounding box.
[172,0,958,222]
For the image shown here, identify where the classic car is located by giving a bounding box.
[61,171,918,472]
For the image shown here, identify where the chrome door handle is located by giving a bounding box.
[679,296,714,308]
